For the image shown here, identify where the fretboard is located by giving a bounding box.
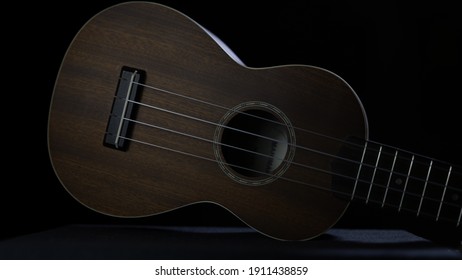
[332,138,462,227]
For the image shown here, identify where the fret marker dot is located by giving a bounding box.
[394,178,403,185]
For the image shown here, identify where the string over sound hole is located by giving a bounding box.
[213,102,296,186]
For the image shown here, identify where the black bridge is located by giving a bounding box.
[103,66,145,150]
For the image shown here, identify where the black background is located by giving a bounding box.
[4,0,461,240]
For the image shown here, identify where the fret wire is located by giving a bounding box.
[382,150,398,207]
[365,138,462,177]
[436,166,452,221]
[398,155,414,212]
[417,160,433,217]
[458,208,461,227]
[366,145,382,204]
[351,141,368,200]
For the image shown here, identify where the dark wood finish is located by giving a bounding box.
[48,2,370,241]
[48,2,367,241]
[333,139,462,233]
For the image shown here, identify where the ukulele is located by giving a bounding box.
[48,2,461,242]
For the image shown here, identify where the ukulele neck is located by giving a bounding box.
[332,138,462,227]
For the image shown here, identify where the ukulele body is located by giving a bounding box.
[48,2,371,241]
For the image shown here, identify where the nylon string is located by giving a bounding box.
[113,81,461,224]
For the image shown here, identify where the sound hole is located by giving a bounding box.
[214,102,295,185]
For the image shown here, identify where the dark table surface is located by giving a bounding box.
[1,224,460,260]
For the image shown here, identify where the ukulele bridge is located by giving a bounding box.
[103,66,145,150]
